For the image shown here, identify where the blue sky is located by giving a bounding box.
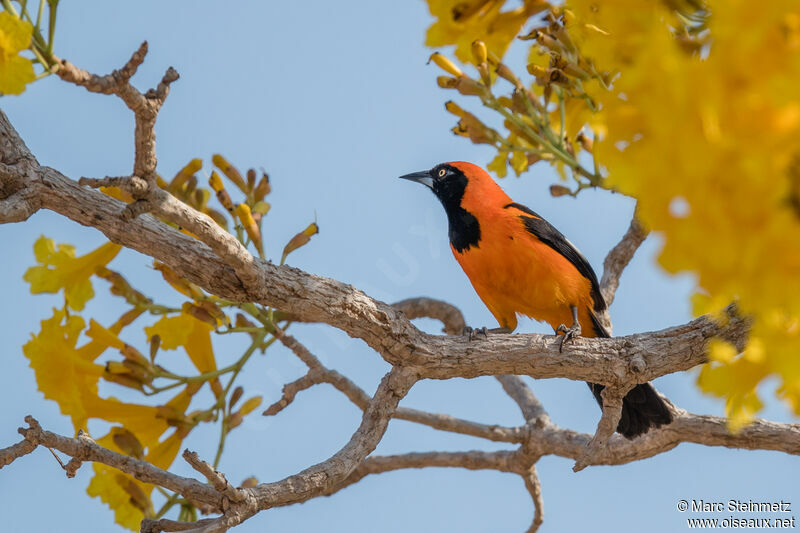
[1,2,796,532]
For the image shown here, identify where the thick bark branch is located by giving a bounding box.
[0,109,750,391]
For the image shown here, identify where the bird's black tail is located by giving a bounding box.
[586,309,673,439]
[587,382,673,439]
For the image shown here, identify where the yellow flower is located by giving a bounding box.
[87,429,184,530]
[146,312,223,397]
[0,11,35,95]
[24,236,121,311]
[23,309,104,431]
[425,0,543,61]
[565,0,800,425]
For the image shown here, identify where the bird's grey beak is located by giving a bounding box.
[399,171,434,189]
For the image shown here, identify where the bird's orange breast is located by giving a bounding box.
[451,212,595,333]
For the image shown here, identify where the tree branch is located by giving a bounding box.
[523,464,544,533]
[55,42,177,182]
[393,297,466,334]
[572,386,627,472]
[268,330,525,443]
[250,367,418,509]
[600,212,648,307]
[182,450,245,503]
[13,416,224,510]
[0,436,36,469]
[495,375,549,423]
[322,450,523,497]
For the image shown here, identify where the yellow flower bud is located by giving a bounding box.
[253,174,271,201]
[209,171,224,193]
[437,75,459,89]
[495,63,521,87]
[210,171,235,213]
[170,158,202,192]
[455,76,485,96]
[181,302,217,327]
[117,476,151,513]
[550,184,571,197]
[235,204,264,257]
[238,396,263,416]
[281,222,319,264]
[235,203,255,228]
[149,334,160,363]
[103,369,145,391]
[121,343,150,366]
[111,428,144,459]
[212,154,247,192]
[512,88,544,113]
[576,131,594,152]
[527,63,548,79]
[471,40,488,65]
[552,23,576,53]
[229,386,244,409]
[428,52,463,77]
[444,100,468,118]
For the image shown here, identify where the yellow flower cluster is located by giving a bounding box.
[21,236,260,529]
[425,0,548,61]
[20,155,304,529]
[569,0,800,429]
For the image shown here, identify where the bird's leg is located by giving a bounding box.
[462,326,512,341]
[556,305,582,352]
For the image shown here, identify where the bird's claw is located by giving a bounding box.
[556,323,582,352]
[462,326,488,341]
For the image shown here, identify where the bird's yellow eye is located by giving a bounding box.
[438,169,446,177]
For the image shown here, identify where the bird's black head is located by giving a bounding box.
[399,163,468,213]
[399,162,480,252]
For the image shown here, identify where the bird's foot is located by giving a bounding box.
[462,326,488,341]
[462,326,512,341]
[556,322,582,352]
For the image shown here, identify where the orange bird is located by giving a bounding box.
[400,161,672,439]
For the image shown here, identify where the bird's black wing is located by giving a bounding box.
[504,202,607,314]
